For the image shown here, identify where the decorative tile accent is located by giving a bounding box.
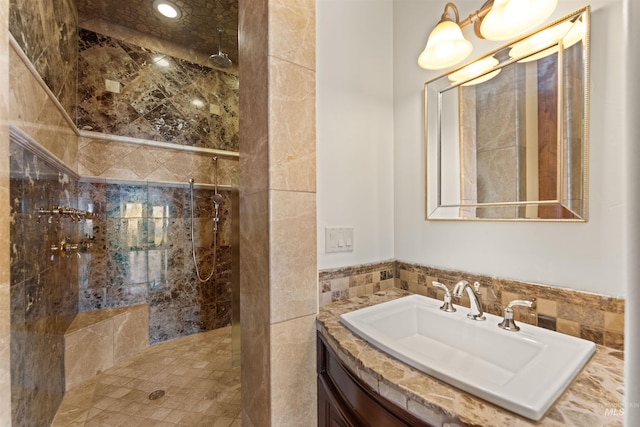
[318,260,396,307]
[320,260,624,349]
[77,136,239,186]
[395,261,625,349]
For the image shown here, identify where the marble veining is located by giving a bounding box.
[9,136,80,427]
[318,289,624,427]
[77,29,239,152]
[323,261,625,350]
[78,179,235,343]
[9,0,78,119]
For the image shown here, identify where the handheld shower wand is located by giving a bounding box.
[189,179,217,283]
[212,156,224,206]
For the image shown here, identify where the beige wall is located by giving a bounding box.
[9,44,79,170]
[0,0,11,424]
[239,0,317,425]
[78,137,239,186]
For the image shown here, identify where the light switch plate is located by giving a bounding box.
[325,227,354,253]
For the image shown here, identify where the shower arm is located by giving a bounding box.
[213,156,219,195]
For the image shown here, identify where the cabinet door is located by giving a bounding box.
[317,334,435,427]
[318,379,352,427]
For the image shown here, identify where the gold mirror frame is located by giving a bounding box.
[424,7,590,221]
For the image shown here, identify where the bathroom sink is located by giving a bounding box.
[339,294,595,421]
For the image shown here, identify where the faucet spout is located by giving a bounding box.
[452,280,486,321]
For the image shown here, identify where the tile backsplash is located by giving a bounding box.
[320,260,624,350]
[318,260,395,307]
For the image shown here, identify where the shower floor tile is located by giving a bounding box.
[52,326,241,426]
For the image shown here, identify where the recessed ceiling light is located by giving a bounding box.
[153,0,181,19]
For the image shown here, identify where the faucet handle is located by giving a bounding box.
[498,298,537,331]
[431,281,456,312]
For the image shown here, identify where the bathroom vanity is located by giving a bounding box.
[317,289,624,426]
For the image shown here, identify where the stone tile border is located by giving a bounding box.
[319,260,624,349]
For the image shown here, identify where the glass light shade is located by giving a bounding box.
[418,20,472,70]
[154,0,181,19]
[480,0,558,41]
[509,18,584,62]
[448,56,501,86]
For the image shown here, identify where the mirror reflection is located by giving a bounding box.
[425,8,589,221]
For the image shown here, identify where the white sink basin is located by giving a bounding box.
[339,294,595,420]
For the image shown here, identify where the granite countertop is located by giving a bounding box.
[317,289,624,427]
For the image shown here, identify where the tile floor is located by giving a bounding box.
[52,326,241,426]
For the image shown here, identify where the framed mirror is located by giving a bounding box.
[425,7,589,221]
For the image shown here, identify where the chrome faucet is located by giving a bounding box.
[498,299,537,331]
[452,280,485,321]
[431,281,456,312]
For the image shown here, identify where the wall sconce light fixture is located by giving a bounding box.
[418,0,558,70]
[417,3,472,70]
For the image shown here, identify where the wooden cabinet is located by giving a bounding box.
[317,333,434,427]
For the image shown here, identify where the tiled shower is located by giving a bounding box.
[77,178,235,343]
[10,130,237,426]
[8,1,240,425]
[10,131,80,426]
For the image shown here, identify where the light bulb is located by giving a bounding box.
[480,0,557,41]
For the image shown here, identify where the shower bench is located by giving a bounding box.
[63,304,149,390]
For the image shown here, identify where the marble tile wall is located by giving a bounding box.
[321,261,625,350]
[77,29,239,152]
[9,44,79,169]
[9,132,80,427]
[78,180,235,344]
[9,0,78,119]
[239,0,272,424]
[318,260,396,306]
[64,304,149,390]
[0,0,12,423]
[396,261,625,350]
[78,135,239,186]
[319,261,624,350]
[239,0,317,425]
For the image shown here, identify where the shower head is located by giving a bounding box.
[213,193,224,205]
[209,28,232,69]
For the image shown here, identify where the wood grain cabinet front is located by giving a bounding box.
[317,333,435,427]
